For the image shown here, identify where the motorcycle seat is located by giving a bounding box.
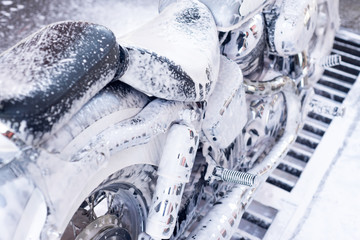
[0,21,121,144]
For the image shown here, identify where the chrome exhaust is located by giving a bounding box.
[188,88,301,240]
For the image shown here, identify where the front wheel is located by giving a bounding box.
[308,0,340,84]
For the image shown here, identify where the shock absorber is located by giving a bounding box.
[145,124,199,239]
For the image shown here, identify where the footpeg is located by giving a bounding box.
[212,166,257,187]
[319,54,342,68]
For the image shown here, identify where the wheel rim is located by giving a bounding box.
[75,215,131,240]
[61,183,148,240]
[308,0,338,83]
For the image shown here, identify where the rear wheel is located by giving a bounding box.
[38,92,162,239]
[60,164,156,240]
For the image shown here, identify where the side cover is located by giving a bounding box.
[0,21,121,144]
[202,56,247,149]
[119,0,220,102]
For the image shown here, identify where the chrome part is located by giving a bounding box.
[74,215,130,240]
[308,98,345,117]
[200,0,242,30]
[146,124,199,239]
[234,30,360,239]
[198,0,243,30]
[62,177,150,240]
[307,0,340,83]
[241,91,286,168]
[204,74,290,172]
[240,76,292,168]
[268,52,309,85]
[213,166,257,187]
[265,0,318,56]
[221,14,266,80]
[244,75,296,95]
[188,85,301,240]
[319,54,342,68]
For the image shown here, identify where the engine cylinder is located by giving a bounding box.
[221,14,266,81]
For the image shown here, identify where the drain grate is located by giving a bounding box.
[232,200,278,240]
[233,29,360,239]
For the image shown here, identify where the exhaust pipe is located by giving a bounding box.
[187,88,301,240]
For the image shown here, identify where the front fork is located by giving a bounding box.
[145,124,199,239]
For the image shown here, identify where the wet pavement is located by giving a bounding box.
[0,0,158,52]
[1,0,359,51]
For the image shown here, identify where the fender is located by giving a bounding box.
[42,81,150,154]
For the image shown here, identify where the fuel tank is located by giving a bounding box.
[119,0,220,102]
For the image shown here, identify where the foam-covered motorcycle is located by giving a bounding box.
[0,0,340,239]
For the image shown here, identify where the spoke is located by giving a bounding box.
[118,203,125,222]
[106,192,114,213]
[62,177,148,240]
[89,196,97,221]
[71,220,77,238]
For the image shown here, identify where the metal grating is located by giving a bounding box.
[233,30,360,239]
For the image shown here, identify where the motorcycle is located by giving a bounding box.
[0,0,340,239]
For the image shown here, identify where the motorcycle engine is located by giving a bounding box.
[221,13,265,81]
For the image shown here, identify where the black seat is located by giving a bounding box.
[0,21,123,144]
